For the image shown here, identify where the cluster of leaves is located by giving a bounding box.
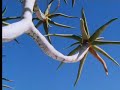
[33,0,77,43]
[47,8,120,86]
[2,0,120,87]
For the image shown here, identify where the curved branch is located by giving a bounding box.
[28,26,89,63]
[2,0,89,63]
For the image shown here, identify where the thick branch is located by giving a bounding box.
[2,0,89,63]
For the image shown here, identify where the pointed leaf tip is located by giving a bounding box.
[89,18,118,43]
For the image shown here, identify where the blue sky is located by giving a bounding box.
[2,0,120,90]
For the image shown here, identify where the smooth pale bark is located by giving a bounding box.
[28,26,89,63]
[2,0,89,63]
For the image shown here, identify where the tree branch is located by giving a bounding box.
[2,0,89,63]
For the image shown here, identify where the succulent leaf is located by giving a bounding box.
[35,20,43,28]
[80,18,89,40]
[2,16,21,21]
[72,0,75,7]
[63,42,80,49]
[49,19,75,28]
[93,40,120,45]
[57,45,80,70]
[89,18,118,43]
[64,0,68,4]
[2,21,9,26]
[45,34,82,41]
[56,62,64,70]
[2,6,7,16]
[96,37,104,40]
[74,53,88,86]
[2,78,13,82]
[81,8,90,37]
[93,45,120,66]
[49,13,77,18]
[68,45,81,56]
[2,85,13,89]
[45,0,54,15]
[43,21,51,43]
[89,48,108,75]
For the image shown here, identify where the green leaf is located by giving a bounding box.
[89,18,118,43]
[2,78,13,82]
[93,40,120,45]
[93,45,120,66]
[80,18,89,40]
[96,37,104,40]
[2,16,21,21]
[56,62,64,70]
[57,45,80,70]
[81,8,90,37]
[45,34,82,41]
[2,21,9,26]
[32,17,39,21]
[49,19,75,28]
[18,0,24,3]
[35,20,43,28]
[2,85,13,89]
[63,42,80,49]
[68,45,81,56]
[50,0,60,14]
[43,21,51,44]
[64,0,68,4]
[49,13,78,18]
[89,48,108,75]
[14,39,20,44]
[72,0,75,7]
[45,0,54,15]
[2,6,7,16]
[74,53,88,86]
[33,2,46,20]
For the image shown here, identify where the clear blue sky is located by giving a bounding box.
[2,0,120,90]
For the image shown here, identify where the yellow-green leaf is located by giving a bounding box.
[81,8,90,37]
[80,18,89,40]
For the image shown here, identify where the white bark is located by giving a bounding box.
[2,0,89,63]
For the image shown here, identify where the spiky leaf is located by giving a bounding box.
[45,34,82,41]
[2,16,21,21]
[64,0,68,4]
[2,6,7,16]
[45,0,54,15]
[2,21,9,26]
[80,18,89,40]
[93,40,120,45]
[49,13,77,18]
[89,18,118,43]
[93,45,120,66]
[81,8,90,37]
[2,78,13,82]
[43,21,51,43]
[2,85,13,89]
[89,48,108,75]
[57,45,80,70]
[49,20,75,28]
[72,0,75,7]
[74,53,88,86]
[63,42,80,49]
[35,20,43,28]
